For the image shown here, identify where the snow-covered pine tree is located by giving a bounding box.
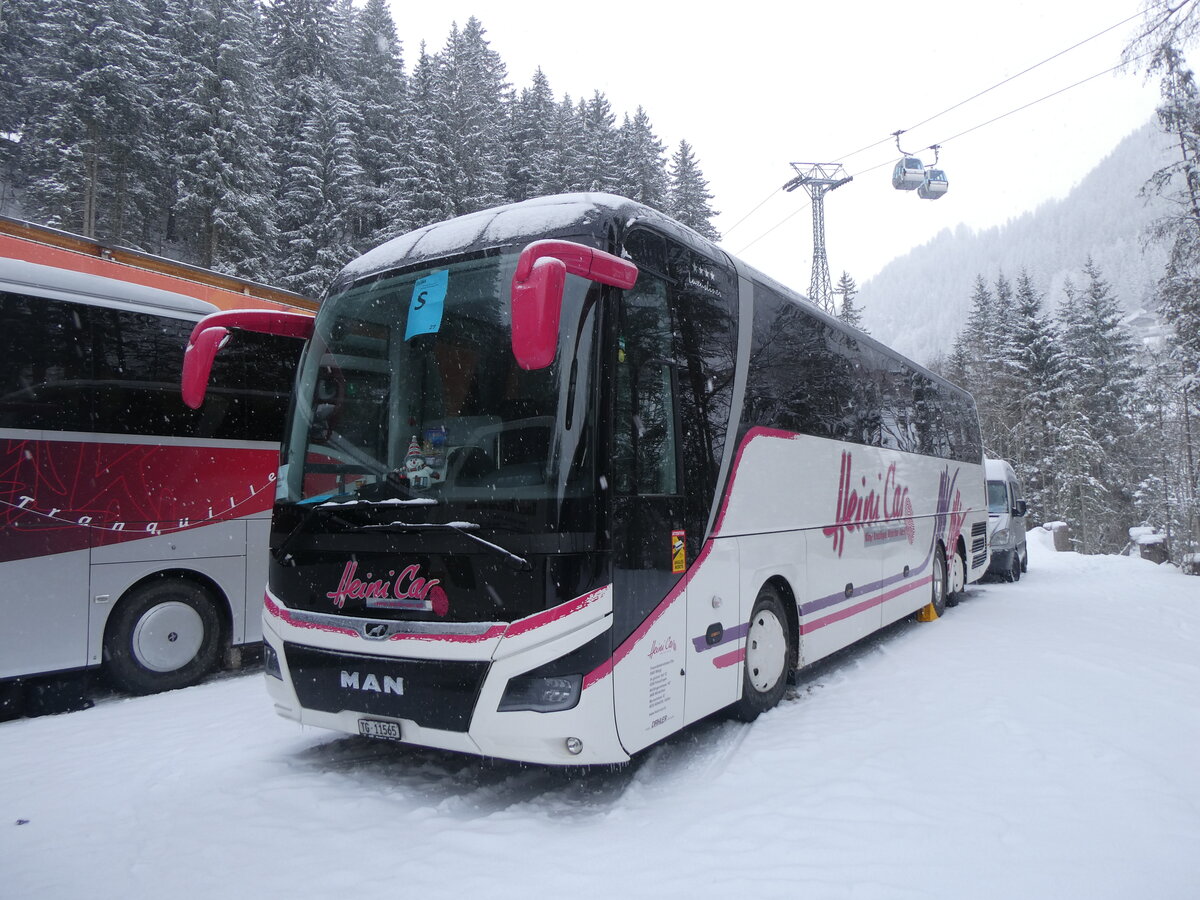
[22,0,164,245]
[505,68,556,203]
[275,90,363,296]
[396,42,454,231]
[164,0,276,274]
[537,93,587,196]
[1008,270,1064,521]
[0,0,39,207]
[1056,259,1142,552]
[265,0,361,289]
[614,106,669,209]
[1133,346,1198,554]
[981,273,1025,463]
[345,0,406,249]
[430,18,509,216]
[834,271,867,333]
[950,277,997,451]
[578,91,620,193]
[667,139,720,240]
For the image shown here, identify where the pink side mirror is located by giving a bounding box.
[511,240,638,370]
[182,309,314,409]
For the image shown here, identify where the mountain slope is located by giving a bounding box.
[859,122,1175,363]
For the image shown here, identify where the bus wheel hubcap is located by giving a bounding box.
[746,608,787,692]
[132,601,205,672]
[950,553,965,593]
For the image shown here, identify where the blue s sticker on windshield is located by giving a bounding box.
[405,269,448,340]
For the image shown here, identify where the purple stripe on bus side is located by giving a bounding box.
[801,539,936,617]
[690,621,749,654]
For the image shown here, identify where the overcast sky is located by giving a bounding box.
[387,1,1164,292]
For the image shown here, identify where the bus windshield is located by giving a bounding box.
[279,249,598,513]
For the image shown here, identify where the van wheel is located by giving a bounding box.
[917,545,948,621]
[731,585,792,722]
[1007,554,1021,583]
[103,580,222,695]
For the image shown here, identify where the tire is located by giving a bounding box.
[1007,553,1022,583]
[946,546,966,607]
[917,545,948,622]
[731,585,792,722]
[1020,545,1028,573]
[103,579,223,695]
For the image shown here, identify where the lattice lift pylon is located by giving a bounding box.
[783,163,852,315]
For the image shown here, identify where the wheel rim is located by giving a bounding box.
[932,553,945,607]
[131,601,205,673]
[746,607,787,693]
[950,552,965,594]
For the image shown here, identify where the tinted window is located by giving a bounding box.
[744,285,981,463]
[745,284,877,444]
[0,289,93,431]
[0,290,300,440]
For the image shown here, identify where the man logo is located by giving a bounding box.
[340,670,404,695]
[363,622,389,639]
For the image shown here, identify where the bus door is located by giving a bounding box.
[609,276,689,754]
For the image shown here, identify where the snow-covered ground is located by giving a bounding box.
[3,528,1199,899]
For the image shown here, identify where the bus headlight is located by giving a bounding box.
[991,529,1012,549]
[498,673,582,713]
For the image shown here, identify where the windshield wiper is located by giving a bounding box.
[356,520,532,571]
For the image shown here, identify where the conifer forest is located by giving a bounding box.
[936,27,1200,559]
[0,0,719,296]
[2,1,1200,562]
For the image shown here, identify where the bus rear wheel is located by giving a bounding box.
[946,547,966,607]
[732,585,792,722]
[917,545,948,622]
[103,579,222,695]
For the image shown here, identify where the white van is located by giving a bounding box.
[985,458,1028,581]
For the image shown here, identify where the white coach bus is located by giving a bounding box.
[183,193,988,764]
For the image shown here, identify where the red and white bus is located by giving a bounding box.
[0,218,312,714]
[184,193,988,764]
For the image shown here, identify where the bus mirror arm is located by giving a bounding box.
[181,308,315,409]
[510,240,637,371]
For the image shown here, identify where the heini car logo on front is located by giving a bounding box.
[340,670,404,695]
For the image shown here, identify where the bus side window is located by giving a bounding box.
[0,290,94,432]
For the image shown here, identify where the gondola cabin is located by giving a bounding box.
[918,168,949,200]
[891,157,925,190]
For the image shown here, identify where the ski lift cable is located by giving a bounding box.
[734,48,1157,255]
[733,199,811,255]
[900,10,1145,139]
[723,9,1146,239]
[861,48,1158,176]
[830,9,1145,164]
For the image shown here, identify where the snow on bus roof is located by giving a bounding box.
[0,255,219,319]
[340,193,639,282]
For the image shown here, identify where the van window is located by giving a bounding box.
[987,480,1008,514]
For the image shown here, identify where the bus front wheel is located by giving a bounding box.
[732,585,792,721]
[103,579,223,695]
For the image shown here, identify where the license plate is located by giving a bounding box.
[358,718,401,741]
